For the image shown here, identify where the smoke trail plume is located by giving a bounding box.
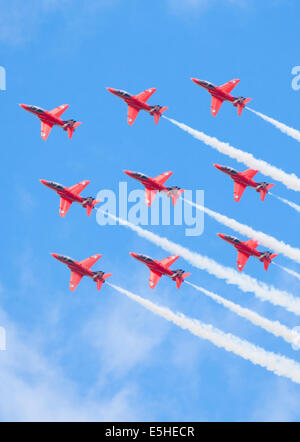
[273,263,300,282]
[270,192,300,214]
[247,107,300,143]
[163,116,300,192]
[109,283,300,384]
[186,281,300,348]
[98,210,300,316]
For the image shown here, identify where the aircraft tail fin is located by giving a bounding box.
[175,272,191,289]
[96,273,112,290]
[263,254,278,271]
[67,122,82,139]
[260,183,274,202]
[237,98,252,116]
[153,106,168,124]
[168,188,185,206]
[86,199,101,217]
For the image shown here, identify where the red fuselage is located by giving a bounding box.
[214,165,261,192]
[107,88,155,113]
[218,234,275,262]
[130,253,182,280]
[124,171,170,193]
[191,79,242,106]
[51,254,97,279]
[40,180,86,204]
[20,104,70,130]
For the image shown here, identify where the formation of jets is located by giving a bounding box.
[19,77,279,292]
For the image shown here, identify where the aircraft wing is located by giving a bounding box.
[244,239,259,249]
[145,188,158,206]
[70,271,83,291]
[59,198,72,217]
[80,254,102,270]
[135,88,156,103]
[127,105,140,125]
[149,270,162,289]
[211,96,224,116]
[153,171,173,186]
[219,79,240,94]
[68,180,90,196]
[41,121,53,140]
[233,181,247,202]
[239,169,258,180]
[237,251,250,271]
[49,104,69,118]
[159,255,180,269]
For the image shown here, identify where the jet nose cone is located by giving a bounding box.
[40,179,48,186]
[129,252,138,259]
[106,87,115,94]
[213,164,222,171]
[217,233,225,240]
[124,170,133,177]
[50,253,59,259]
[19,104,27,110]
[191,78,200,85]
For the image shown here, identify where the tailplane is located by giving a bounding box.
[256,183,274,201]
[173,270,191,289]
[96,272,112,290]
[260,183,274,201]
[86,199,101,216]
[167,187,185,206]
[152,106,168,124]
[263,253,278,271]
[235,98,252,116]
[67,121,82,139]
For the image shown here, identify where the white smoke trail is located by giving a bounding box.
[270,192,300,214]
[98,210,300,316]
[273,263,300,282]
[183,198,300,265]
[247,107,300,143]
[186,281,300,348]
[163,116,300,192]
[108,283,300,384]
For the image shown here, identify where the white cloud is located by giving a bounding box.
[0,303,140,421]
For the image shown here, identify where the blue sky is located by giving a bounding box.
[1,0,300,421]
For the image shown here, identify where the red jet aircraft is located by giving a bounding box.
[124,170,184,206]
[51,253,112,291]
[106,87,168,125]
[191,78,252,116]
[40,179,100,217]
[218,233,278,272]
[214,164,274,202]
[130,253,191,289]
[19,104,82,140]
